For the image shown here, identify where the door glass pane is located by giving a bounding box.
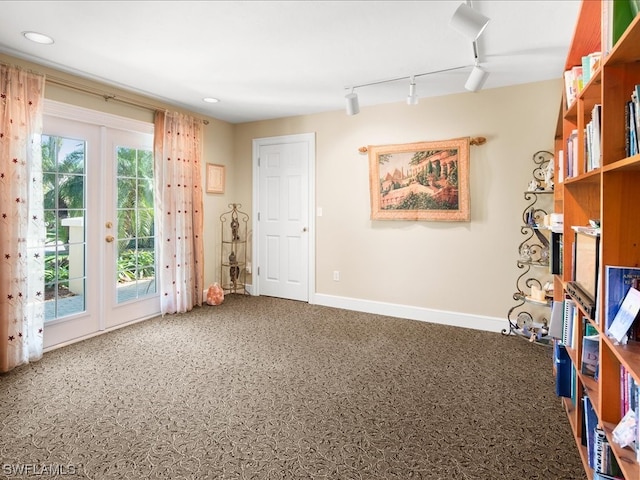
[42,135,87,321]
[116,146,156,303]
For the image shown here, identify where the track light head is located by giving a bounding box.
[345,90,360,116]
[449,3,490,41]
[465,65,489,92]
[407,79,418,105]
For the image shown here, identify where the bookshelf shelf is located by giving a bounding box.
[554,2,640,478]
[606,14,640,65]
[603,153,640,172]
[563,168,602,185]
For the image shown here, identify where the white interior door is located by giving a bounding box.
[42,102,159,349]
[254,134,314,302]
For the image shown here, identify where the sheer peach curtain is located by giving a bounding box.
[154,111,204,314]
[0,65,46,373]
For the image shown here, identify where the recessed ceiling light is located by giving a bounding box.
[23,31,54,45]
[203,97,219,104]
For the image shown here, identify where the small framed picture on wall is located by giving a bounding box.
[206,163,225,194]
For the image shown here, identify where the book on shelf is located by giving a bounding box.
[582,52,602,86]
[602,0,637,57]
[562,298,577,348]
[632,84,640,156]
[566,129,578,179]
[554,342,572,398]
[557,149,564,183]
[584,395,599,469]
[605,266,640,332]
[581,334,599,377]
[548,300,564,339]
[619,364,639,421]
[607,286,640,344]
[594,427,623,478]
[627,100,638,157]
[593,473,624,480]
[588,103,602,170]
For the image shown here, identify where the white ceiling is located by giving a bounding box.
[0,1,582,124]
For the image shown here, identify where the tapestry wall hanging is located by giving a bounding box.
[368,137,470,222]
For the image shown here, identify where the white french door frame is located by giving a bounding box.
[43,100,157,350]
[251,133,316,303]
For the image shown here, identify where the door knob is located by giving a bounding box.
[303,227,308,232]
[105,235,114,243]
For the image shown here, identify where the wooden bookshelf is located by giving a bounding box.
[555,2,640,479]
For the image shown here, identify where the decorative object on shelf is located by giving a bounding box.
[229,251,240,289]
[219,203,249,295]
[231,215,240,241]
[504,150,554,345]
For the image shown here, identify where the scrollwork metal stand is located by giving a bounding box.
[220,203,249,295]
[503,151,554,345]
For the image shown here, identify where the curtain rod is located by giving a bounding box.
[0,62,209,126]
[45,75,210,125]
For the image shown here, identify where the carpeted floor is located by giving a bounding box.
[0,295,585,479]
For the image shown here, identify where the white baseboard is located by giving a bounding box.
[312,293,506,334]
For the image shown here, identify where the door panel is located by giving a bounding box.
[258,140,309,301]
[105,130,158,329]
[42,117,100,348]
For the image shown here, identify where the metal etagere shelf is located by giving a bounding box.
[219,203,249,295]
[504,151,555,345]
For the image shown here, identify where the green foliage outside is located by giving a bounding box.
[42,137,156,292]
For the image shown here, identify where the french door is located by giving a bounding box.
[42,101,159,349]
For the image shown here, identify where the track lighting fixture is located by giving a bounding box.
[342,3,492,115]
[345,88,360,116]
[407,77,418,105]
[465,64,489,92]
[449,2,490,41]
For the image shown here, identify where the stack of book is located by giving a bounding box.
[584,396,624,479]
[626,85,640,158]
[586,103,602,171]
[565,129,579,179]
[563,52,602,109]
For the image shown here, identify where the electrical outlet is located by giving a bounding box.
[333,270,340,281]
[246,262,252,274]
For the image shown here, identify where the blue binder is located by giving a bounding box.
[554,342,572,398]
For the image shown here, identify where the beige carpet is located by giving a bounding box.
[0,295,585,479]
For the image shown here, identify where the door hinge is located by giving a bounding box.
[257,212,260,221]
[257,266,260,276]
[257,157,260,167]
